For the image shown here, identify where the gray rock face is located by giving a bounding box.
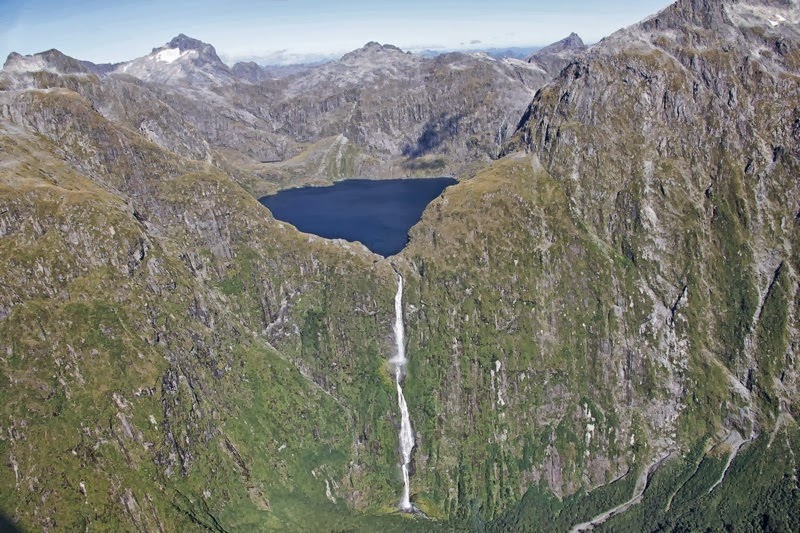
[527,32,588,75]
[340,41,407,62]
[9,3,797,528]
[2,36,583,186]
[231,61,315,83]
[245,44,548,166]
[3,49,104,75]
[510,0,800,445]
[113,34,235,86]
[230,61,270,83]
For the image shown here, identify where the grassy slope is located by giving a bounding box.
[400,154,654,521]
[0,100,425,530]
[399,148,798,527]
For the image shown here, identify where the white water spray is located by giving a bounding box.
[390,273,415,511]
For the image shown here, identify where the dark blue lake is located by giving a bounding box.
[259,177,457,257]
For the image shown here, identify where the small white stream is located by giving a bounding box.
[390,273,415,511]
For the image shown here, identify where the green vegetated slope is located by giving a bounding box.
[394,0,800,527]
[597,427,800,531]
[489,425,800,531]
[509,0,800,435]
[401,155,654,522]
[0,90,426,530]
[400,152,797,530]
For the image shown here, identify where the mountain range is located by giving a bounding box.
[1,0,798,530]
[3,33,575,192]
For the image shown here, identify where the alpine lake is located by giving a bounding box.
[259,177,457,257]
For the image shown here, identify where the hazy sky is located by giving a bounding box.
[1,0,672,65]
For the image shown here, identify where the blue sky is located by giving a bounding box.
[1,0,672,65]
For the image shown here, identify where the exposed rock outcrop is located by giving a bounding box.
[527,32,588,75]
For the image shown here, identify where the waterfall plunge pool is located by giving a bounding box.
[258,177,457,257]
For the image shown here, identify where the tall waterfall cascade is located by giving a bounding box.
[390,273,415,511]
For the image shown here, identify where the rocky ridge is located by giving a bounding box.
[113,33,236,86]
[527,32,588,76]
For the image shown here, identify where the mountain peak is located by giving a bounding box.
[167,34,211,53]
[362,41,403,52]
[148,34,224,67]
[637,0,800,32]
[599,0,800,54]
[3,51,24,68]
[341,42,406,62]
[535,32,586,56]
[231,61,271,83]
[526,33,587,75]
[114,34,232,86]
[3,48,97,75]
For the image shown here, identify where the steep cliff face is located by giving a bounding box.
[0,87,417,530]
[219,43,553,183]
[510,0,800,427]
[394,0,799,525]
[401,155,676,521]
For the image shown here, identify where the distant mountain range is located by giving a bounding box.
[2,33,587,189]
[4,33,586,85]
[220,44,559,67]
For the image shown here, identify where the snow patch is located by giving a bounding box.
[726,2,799,28]
[769,13,789,26]
[502,57,547,73]
[155,48,182,63]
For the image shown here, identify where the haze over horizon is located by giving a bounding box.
[2,0,672,65]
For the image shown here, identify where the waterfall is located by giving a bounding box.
[390,273,415,511]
